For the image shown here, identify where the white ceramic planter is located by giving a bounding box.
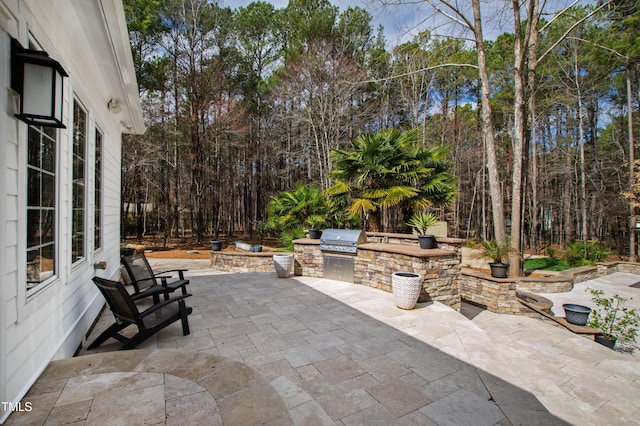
[273,254,294,278]
[391,272,423,309]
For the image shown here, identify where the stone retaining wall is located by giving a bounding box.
[460,269,525,314]
[598,261,640,276]
[461,263,628,314]
[210,251,280,273]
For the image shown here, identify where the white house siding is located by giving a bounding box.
[0,1,143,422]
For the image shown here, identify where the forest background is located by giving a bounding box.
[120,0,639,265]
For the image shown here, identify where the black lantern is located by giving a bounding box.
[11,38,68,128]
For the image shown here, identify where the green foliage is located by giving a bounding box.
[546,247,557,258]
[279,226,306,251]
[284,0,338,53]
[523,257,571,271]
[406,212,438,235]
[480,237,515,264]
[523,257,559,270]
[267,184,328,232]
[253,220,274,243]
[587,288,640,344]
[328,128,456,231]
[305,214,326,229]
[563,240,610,267]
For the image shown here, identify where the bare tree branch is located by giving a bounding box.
[538,0,611,63]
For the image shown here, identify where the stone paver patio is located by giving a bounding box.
[6,261,640,425]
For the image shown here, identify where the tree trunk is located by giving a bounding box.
[628,65,636,261]
[472,0,505,242]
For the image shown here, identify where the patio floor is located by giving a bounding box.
[6,261,640,425]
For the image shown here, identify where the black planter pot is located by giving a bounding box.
[594,333,616,349]
[251,245,262,252]
[562,304,592,326]
[210,240,223,251]
[418,235,437,249]
[308,229,323,239]
[489,263,510,278]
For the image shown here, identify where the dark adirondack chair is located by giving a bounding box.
[121,253,189,302]
[88,276,192,350]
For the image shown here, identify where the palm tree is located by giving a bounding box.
[327,128,456,231]
[267,183,328,231]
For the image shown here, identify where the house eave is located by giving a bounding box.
[69,0,145,134]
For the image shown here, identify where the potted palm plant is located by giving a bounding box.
[480,237,514,278]
[407,212,438,249]
[587,288,640,349]
[305,214,326,239]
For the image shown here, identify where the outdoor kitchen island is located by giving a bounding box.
[293,232,463,311]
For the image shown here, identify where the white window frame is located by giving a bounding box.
[71,98,88,266]
[25,125,60,298]
[94,126,103,252]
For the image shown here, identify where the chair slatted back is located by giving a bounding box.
[121,253,157,292]
[92,276,140,324]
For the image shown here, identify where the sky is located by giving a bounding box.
[226,0,591,47]
[228,0,445,46]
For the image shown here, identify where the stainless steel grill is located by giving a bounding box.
[319,229,367,254]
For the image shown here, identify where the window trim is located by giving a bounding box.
[71,97,88,266]
[94,126,103,252]
[25,124,60,299]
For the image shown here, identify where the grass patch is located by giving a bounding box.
[523,257,571,271]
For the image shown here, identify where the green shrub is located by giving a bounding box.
[406,212,438,235]
[480,237,515,264]
[564,240,610,267]
[279,226,306,251]
[587,288,640,344]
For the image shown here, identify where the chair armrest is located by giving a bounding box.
[134,285,172,298]
[133,277,156,285]
[138,293,192,318]
[158,276,188,288]
[155,269,187,280]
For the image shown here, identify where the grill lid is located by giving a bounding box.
[320,229,367,253]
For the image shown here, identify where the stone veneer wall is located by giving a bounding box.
[597,261,640,276]
[461,262,635,314]
[356,246,461,311]
[460,269,527,314]
[293,237,463,311]
[210,251,281,273]
[293,241,323,278]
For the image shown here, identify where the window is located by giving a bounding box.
[71,100,86,263]
[94,128,102,250]
[26,125,56,290]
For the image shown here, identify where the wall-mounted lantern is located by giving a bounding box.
[11,38,68,128]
